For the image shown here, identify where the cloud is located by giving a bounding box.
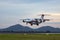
[0,0,60,18]
[0,0,60,28]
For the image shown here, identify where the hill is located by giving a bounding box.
[0,24,60,33]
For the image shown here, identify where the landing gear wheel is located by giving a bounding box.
[36,23,39,26]
[31,23,33,26]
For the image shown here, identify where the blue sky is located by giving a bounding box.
[0,0,60,29]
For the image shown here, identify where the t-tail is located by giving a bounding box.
[41,14,45,22]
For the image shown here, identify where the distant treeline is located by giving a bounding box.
[0,30,60,33]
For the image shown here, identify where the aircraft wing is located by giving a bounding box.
[44,19,50,21]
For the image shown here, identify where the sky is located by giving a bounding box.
[0,0,60,29]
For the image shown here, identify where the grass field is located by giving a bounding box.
[0,33,60,40]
